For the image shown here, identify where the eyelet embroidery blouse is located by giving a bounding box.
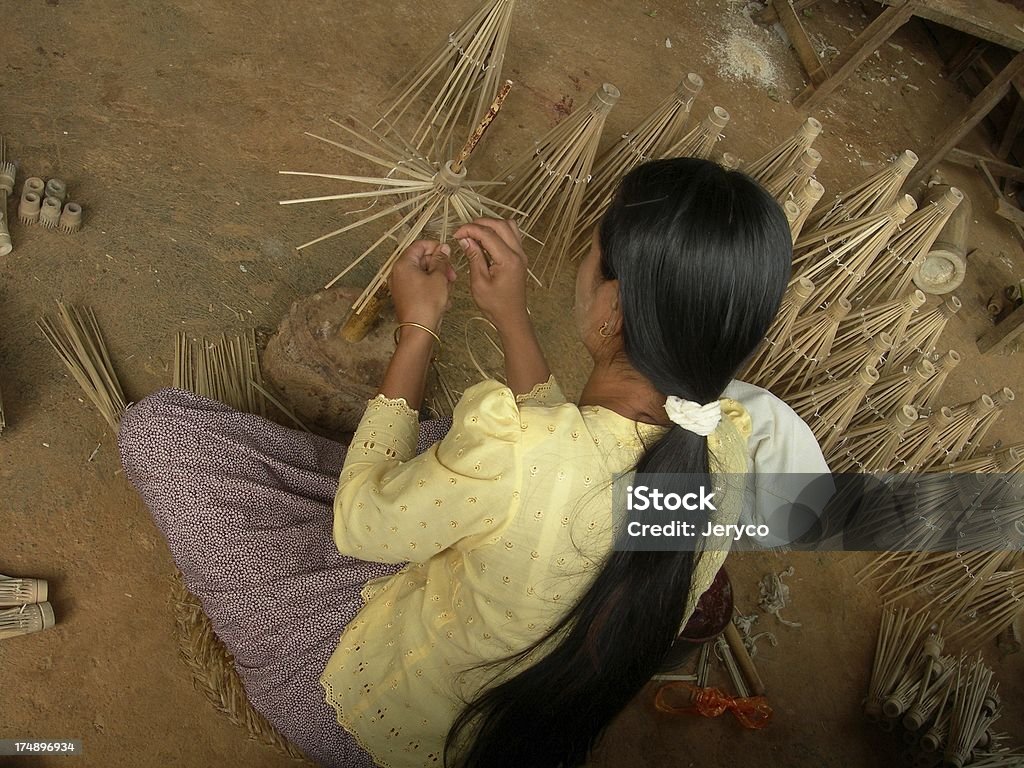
[321,376,751,767]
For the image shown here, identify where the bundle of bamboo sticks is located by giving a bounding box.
[38,302,127,432]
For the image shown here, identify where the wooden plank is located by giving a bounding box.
[775,0,830,86]
[947,40,990,81]
[998,96,1024,159]
[978,301,1024,353]
[906,51,1024,189]
[946,147,1024,183]
[794,2,916,110]
[880,0,1024,52]
[996,196,1024,226]
[754,0,823,27]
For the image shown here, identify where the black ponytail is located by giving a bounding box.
[445,158,792,768]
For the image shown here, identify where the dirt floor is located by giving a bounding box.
[1,0,1023,766]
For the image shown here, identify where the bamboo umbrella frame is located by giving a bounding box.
[851,356,934,428]
[720,152,742,170]
[920,669,958,753]
[374,0,515,159]
[903,631,951,731]
[38,302,128,432]
[280,83,518,337]
[865,606,932,719]
[946,567,1024,652]
[765,147,822,202]
[494,83,620,282]
[659,105,730,160]
[945,657,996,768]
[757,297,850,393]
[946,445,1024,474]
[854,187,964,306]
[890,406,957,473]
[914,349,962,412]
[807,149,919,231]
[787,363,879,454]
[833,290,926,351]
[926,394,997,468]
[744,117,822,183]
[830,404,919,473]
[793,195,916,310]
[881,641,927,719]
[885,296,962,373]
[961,388,1015,460]
[0,135,13,257]
[567,74,704,263]
[782,201,801,243]
[855,476,965,586]
[804,331,892,391]
[789,178,825,242]
[740,276,815,384]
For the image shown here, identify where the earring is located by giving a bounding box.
[599,321,613,338]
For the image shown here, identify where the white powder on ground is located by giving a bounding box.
[713,32,782,89]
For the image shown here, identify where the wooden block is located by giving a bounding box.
[978,301,1024,353]
[946,148,1024,183]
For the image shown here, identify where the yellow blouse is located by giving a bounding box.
[321,377,751,768]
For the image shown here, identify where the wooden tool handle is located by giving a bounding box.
[724,622,766,696]
[340,286,388,342]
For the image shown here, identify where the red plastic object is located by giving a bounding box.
[654,682,773,730]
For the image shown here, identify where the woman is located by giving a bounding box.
[119,158,795,768]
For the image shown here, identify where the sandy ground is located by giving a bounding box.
[0,0,1022,766]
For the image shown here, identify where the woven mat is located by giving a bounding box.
[170,572,312,763]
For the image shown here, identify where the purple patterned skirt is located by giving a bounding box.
[118,388,451,768]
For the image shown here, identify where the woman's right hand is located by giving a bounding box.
[455,218,530,334]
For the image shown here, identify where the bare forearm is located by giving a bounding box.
[377,329,435,410]
[498,317,551,396]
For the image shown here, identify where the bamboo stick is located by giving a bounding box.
[865,606,932,719]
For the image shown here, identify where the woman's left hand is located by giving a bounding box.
[389,240,457,331]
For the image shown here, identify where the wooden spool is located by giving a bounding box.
[915,184,971,295]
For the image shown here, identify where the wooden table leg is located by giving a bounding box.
[906,51,1024,190]
[775,0,830,86]
[794,1,915,111]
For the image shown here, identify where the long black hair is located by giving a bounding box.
[445,158,793,767]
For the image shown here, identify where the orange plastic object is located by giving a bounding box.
[654,682,773,729]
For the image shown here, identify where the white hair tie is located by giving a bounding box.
[664,396,722,436]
